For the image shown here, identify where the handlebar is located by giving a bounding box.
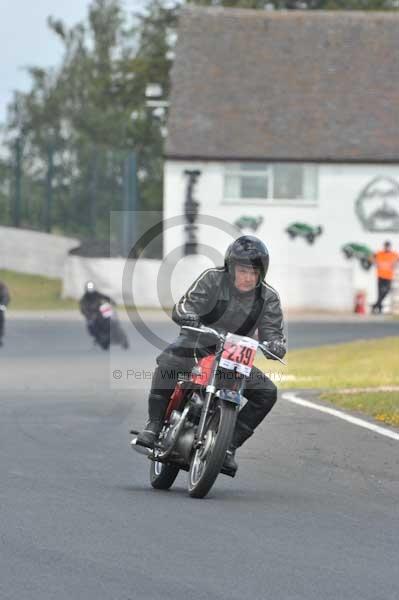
[182,325,287,366]
[181,325,225,342]
[258,342,287,366]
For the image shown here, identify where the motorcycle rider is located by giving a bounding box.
[79,281,114,339]
[0,280,10,347]
[136,235,286,475]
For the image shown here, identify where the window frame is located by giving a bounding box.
[222,162,319,206]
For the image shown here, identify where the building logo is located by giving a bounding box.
[341,242,373,271]
[355,176,399,233]
[285,222,323,245]
[183,170,201,255]
[234,215,263,232]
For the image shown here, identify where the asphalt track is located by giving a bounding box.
[0,315,398,600]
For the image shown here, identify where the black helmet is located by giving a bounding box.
[224,235,270,280]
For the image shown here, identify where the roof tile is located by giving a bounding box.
[166,7,399,162]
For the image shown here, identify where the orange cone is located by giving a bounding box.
[354,291,366,314]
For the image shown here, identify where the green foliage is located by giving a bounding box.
[319,0,396,7]
[188,0,397,8]
[3,0,177,239]
[0,159,11,225]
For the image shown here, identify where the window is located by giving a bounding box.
[224,163,318,203]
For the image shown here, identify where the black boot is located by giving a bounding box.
[221,421,254,477]
[135,419,163,449]
[221,447,238,476]
[135,393,169,449]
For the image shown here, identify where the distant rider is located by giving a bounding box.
[136,235,286,475]
[79,281,114,338]
[0,280,10,347]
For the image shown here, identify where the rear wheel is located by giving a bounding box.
[188,400,237,499]
[119,330,129,349]
[97,333,110,350]
[307,233,315,244]
[361,257,372,271]
[150,460,180,490]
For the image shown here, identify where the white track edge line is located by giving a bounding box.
[282,392,399,441]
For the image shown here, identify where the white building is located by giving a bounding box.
[163,7,399,312]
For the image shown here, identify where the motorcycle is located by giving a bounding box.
[90,302,129,350]
[0,304,6,347]
[131,325,286,499]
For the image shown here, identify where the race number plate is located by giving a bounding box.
[99,302,113,319]
[219,334,258,376]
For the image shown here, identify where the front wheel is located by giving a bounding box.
[361,258,372,271]
[150,460,180,490]
[188,400,237,499]
[96,333,110,350]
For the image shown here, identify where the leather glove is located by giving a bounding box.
[179,313,200,328]
[263,339,286,359]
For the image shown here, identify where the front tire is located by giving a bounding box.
[361,258,372,271]
[97,334,110,350]
[150,461,180,490]
[188,400,237,499]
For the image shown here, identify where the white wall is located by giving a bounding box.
[62,254,219,307]
[63,256,160,305]
[0,226,79,278]
[62,254,353,312]
[164,161,399,311]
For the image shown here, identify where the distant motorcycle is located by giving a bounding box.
[0,304,6,347]
[131,325,286,499]
[89,302,129,350]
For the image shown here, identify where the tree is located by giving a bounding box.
[187,0,397,9]
[0,158,11,226]
[3,0,178,238]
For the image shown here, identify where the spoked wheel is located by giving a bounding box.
[150,460,180,490]
[188,400,237,499]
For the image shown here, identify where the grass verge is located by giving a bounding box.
[320,391,399,428]
[0,269,151,313]
[0,269,77,310]
[257,336,399,427]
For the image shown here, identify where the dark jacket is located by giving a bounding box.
[163,267,286,364]
[0,281,10,306]
[79,291,113,321]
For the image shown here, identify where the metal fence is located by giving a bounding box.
[0,141,161,258]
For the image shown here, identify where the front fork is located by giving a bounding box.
[194,348,246,449]
[195,385,216,448]
[195,349,222,448]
